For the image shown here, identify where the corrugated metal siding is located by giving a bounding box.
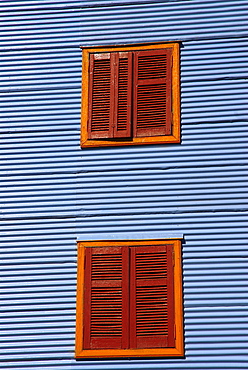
[0,0,248,369]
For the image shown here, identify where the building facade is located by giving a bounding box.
[1,1,248,369]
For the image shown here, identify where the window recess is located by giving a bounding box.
[75,239,184,358]
[81,43,180,148]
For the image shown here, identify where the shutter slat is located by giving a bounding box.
[133,49,172,138]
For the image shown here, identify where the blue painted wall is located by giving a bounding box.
[1,1,248,369]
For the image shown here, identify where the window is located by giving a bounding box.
[75,239,184,358]
[80,43,180,148]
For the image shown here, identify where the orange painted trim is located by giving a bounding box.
[75,244,85,357]
[75,239,184,358]
[76,347,183,358]
[80,43,181,148]
[173,239,184,357]
[77,239,183,248]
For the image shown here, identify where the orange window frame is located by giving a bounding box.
[75,239,184,358]
[80,42,181,148]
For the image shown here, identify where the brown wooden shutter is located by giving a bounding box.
[133,49,172,137]
[83,246,129,349]
[88,52,131,139]
[88,53,114,139]
[114,52,132,138]
[129,245,175,349]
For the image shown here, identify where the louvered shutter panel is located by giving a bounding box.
[88,53,114,139]
[88,52,131,139]
[130,245,175,349]
[83,246,129,349]
[133,49,172,137]
[114,52,132,138]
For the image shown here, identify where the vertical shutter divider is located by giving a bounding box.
[122,246,130,349]
[133,52,138,138]
[110,53,116,138]
[113,52,118,136]
[127,52,132,137]
[114,52,132,138]
[166,245,176,347]
[164,51,172,136]
[129,246,137,349]
[88,54,93,137]
[83,247,92,349]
